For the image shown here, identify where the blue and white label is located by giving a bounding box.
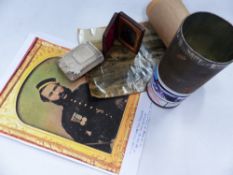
[147,65,188,108]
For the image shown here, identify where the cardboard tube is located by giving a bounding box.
[147,0,189,46]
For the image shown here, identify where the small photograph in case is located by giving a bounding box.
[58,41,104,81]
[102,11,145,55]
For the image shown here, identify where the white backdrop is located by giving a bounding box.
[0,0,233,175]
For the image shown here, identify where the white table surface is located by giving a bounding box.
[0,0,233,175]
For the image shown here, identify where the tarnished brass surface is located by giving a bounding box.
[78,23,166,98]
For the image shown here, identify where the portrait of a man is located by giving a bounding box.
[36,77,128,153]
[8,39,139,172]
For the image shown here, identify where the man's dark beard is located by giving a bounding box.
[51,87,72,106]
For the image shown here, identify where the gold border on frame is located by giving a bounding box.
[0,38,139,174]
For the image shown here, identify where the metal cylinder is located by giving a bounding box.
[147,12,233,108]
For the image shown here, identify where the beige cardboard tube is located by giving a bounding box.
[147,0,189,46]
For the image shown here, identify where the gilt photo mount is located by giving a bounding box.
[58,41,104,81]
[0,34,150,175]
[102,12,145,55]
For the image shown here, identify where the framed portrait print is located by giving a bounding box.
[0,34,151,175]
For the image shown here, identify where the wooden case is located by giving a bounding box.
[102,12,145,55]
